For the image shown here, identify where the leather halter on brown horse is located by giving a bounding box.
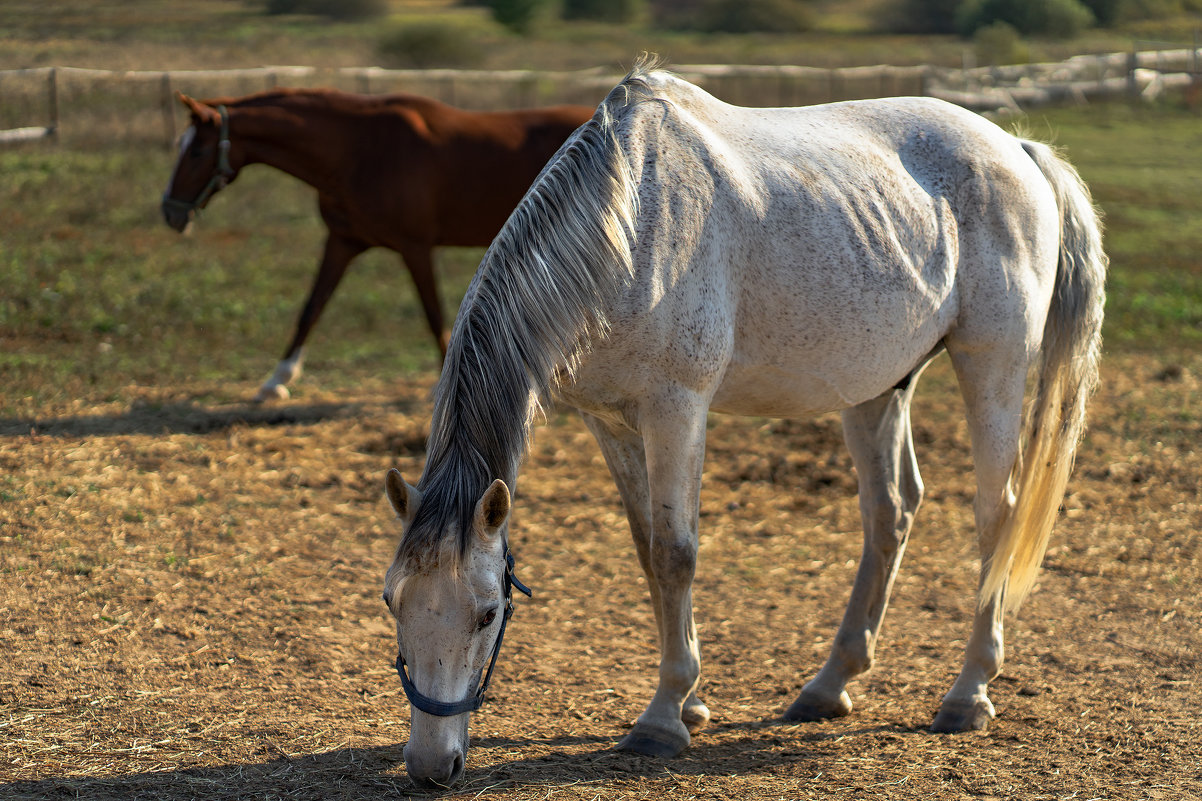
[161,88,594,401]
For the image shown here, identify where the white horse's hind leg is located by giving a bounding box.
[930,346,1030,732]
[582,414,711,736]
[787,379,924,722]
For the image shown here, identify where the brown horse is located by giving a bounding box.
[161,88,594,401]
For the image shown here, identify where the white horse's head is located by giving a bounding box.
[381,468,525,787]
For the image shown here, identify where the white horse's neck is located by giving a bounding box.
[401,97,640,565]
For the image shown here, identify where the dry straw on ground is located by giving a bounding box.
[2,354,1199,800]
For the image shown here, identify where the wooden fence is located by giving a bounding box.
[1,48,1199,147]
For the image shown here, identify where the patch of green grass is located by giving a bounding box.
[1,88,1199,414]
[0,143,467,409]
[52,556,98,576]
[1014,101,1202,351]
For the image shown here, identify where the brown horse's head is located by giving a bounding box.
[161,93,241,232]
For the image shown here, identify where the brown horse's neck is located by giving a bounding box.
[228,99,359,195]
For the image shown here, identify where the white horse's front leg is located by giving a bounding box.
[613,399,709,758]
[788,384,924,722]
[582,414,711,737]
[254,349,304,402]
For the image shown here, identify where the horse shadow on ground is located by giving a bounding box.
[0,719,920,801]
[0,394,424,439]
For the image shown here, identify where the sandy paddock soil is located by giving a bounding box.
[1,353,1199,800]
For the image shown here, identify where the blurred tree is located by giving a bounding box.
[884,0,961,33]
[483,0,549,33]
[263,0,386,20]
[649,0,812,31]
[377,21,483,68]
[648,0,695,27]
[956,0,1096,37]
[1079,0,1123,24]
[563,0,645,23]
[973,20,1029,63]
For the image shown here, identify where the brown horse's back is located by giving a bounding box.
[168,86,596,397]
[391,103,593,248]
[258,90,594,250]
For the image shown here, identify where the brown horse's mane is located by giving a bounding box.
[199,86,450,115]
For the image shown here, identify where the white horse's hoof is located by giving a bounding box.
[253,384,290,403]
[783,688,852,722]
[930,697,995,733]
[681,698,711,733]
[615,722,690,758]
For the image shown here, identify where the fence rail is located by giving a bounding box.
[2,48,1199,147]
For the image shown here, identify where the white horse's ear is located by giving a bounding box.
[474,479,511,537]
[385,468,420,525]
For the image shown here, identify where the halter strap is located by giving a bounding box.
[162,104,234,216]
[396,546,532,717]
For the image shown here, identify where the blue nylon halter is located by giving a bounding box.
[396,547,532,717]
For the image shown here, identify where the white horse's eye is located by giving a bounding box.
[477,609,497,630]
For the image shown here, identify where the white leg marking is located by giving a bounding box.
[254,349,304,402]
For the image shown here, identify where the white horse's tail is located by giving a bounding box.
[981,141,1107,614]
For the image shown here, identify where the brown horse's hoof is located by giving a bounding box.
[783,689,852,722]
[616,724,690,758]
[930,698,994,733]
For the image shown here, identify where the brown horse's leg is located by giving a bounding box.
[398,243,448,360]
[254,233,366,402]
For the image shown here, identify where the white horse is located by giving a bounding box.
[381,61,1105,786]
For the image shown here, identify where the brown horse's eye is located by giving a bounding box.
[478,609,497,630]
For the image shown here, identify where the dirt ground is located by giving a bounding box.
[1,352,1199,800]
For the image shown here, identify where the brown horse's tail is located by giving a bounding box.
[980,141,1107,614]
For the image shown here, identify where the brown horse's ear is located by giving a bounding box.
[176,92,220,125]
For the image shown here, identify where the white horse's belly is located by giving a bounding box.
[710,366,844,417]
[711,330,939,418]
[707,249,956,418]
[711,363,873,418]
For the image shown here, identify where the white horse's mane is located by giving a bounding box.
[398,61,660,564]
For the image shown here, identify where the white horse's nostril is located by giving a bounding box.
[404,743,466,788]
[446,750,465,785]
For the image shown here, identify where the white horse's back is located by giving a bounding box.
[569,78,1059,421]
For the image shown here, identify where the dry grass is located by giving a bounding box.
[2,353,1199,799]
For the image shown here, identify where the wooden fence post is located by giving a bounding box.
[1127,47,1139,98]
[47,67,58,138]
[160,72,175,149]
